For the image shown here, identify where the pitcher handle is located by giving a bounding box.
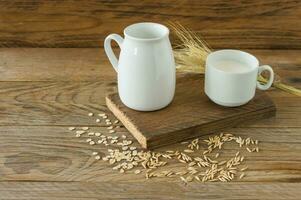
[104,34,124,73]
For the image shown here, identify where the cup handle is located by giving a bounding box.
[104,34,124,73]
[257,65,274,90]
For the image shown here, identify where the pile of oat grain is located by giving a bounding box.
[68,112,259,184]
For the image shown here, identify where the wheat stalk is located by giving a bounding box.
[169,22,210,74]
[170,23,301,96]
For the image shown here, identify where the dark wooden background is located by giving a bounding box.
[0,0,300,49]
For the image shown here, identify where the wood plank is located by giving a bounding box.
[0,81,299,127]
[0,182,301,199]
[0,0,300,49]
[0,48,300,83]
[106,74,276,149]
[0,126,300,182]
[0,48,115,82]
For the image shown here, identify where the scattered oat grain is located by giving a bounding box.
[184,149,194,153]
[70,112,261,184]
[240,166,248,171]
[76,130,85,134]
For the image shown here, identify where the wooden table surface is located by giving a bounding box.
[0,48,300,199]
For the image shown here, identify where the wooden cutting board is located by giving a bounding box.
[106,73,276,149]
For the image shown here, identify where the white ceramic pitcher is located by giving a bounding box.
[104,22,176,111]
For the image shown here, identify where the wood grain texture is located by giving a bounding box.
[106,74,276,149]
[0,48,300,199]
[0,126,301,182]
[1,48,300,84]
[0,0,300,49]
[0,80,299,127]
[1,182,301,200]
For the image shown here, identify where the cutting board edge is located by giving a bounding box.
[106,95,148,148]
[106,92,276,149]
[146,104,276,149]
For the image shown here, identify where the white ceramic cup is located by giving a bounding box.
[205,49,274,107]
[104,22,175,111]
